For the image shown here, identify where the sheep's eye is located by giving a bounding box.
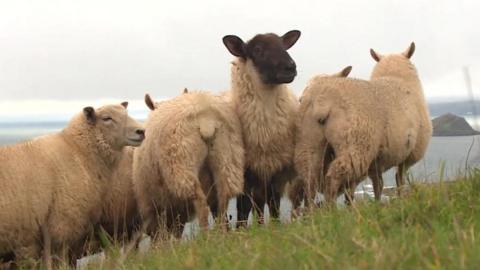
[102,117,113,122]
[318,118,327,125]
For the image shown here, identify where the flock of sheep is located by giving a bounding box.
[0,30,432,268]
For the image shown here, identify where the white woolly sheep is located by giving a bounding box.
[0,102,144,266]
[133,91,244,237]
[295,43,431,206]
[368,42,432,197]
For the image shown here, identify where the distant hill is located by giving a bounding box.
[429,100,480,117]
[432,113,480,136]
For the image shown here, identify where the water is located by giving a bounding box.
[1,119,480,228]
[2,120,478,181]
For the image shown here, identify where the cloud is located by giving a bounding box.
[0,0,478,102]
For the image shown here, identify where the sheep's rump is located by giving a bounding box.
[133,91,244,233]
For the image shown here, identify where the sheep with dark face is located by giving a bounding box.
[222,30,301,223]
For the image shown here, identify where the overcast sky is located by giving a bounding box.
[0,0,479,115]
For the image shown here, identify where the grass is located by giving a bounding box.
[75,168,480,270]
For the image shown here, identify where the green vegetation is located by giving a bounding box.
[86,169,480,270]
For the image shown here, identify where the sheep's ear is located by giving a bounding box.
[83,106,96,123]
[339,66,352,77]
[370,48,382,62]
[121,101,129,109]
[282,30,301,50]
[402,42,415,59]
[222,35,246,58]
[183,88,188,94]
[144,94,155,111]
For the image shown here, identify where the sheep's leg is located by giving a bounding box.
[236,169,257,227]
[369,170,384,201]
[193,183,210,230]
[136,194,159,236]
[343,182,357,205]
[267,184,281,219]
[269,167,295,218]
[207,130,244,229]
[294,140,328,209]
[287,179,305,217]
[16,244,41,269]
[325,151,366,205]
[166,207,186,238]
[304,176,317,209]
[42,224,52,270]
[396,162,410,196]
[236,193,252,227]
[252,190,267,224]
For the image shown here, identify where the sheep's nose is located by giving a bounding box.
[136,129,145,138]
[284,60,296,73]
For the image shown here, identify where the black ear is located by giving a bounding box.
[183,88,188,94]
[121,101,129,109]
[83,107,96,123]
[403,42,415,59]
[340,66,352,77]
[222,35,246,58]
[144,94,155,111]
[282,30,301,50]
[370,48,381,62]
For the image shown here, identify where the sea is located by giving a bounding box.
[1,116,479,184]
[1,115,479,234]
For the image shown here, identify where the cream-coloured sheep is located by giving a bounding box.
[100,146,139,241]
[295,43,431,205]
[222,30,301,223]
[133,91,244,236]
[368,42,432,196]
[0,102,144,266]
[292,66,353,207]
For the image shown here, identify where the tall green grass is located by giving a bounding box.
[84,169,480,270]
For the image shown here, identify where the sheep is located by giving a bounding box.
[0,102,145,266]
[222,30,301,223]
[132,91,244,237]
[100,146,139,241]
[368,42,432,197]
[295,42,431,206]
[292,66,353,207]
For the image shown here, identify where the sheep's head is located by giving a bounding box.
[83,102,145,149]
[370,42,418,80]
[222,30,301,85]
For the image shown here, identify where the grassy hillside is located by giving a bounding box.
[73,169,480,270]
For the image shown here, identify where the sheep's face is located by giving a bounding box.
[83,102,145,150]
[223,30,301,85]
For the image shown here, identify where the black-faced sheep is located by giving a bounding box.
[222,30,301,223]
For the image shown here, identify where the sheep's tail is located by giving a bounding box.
[198,118,219,141]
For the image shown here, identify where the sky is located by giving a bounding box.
[0,0,479,118]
